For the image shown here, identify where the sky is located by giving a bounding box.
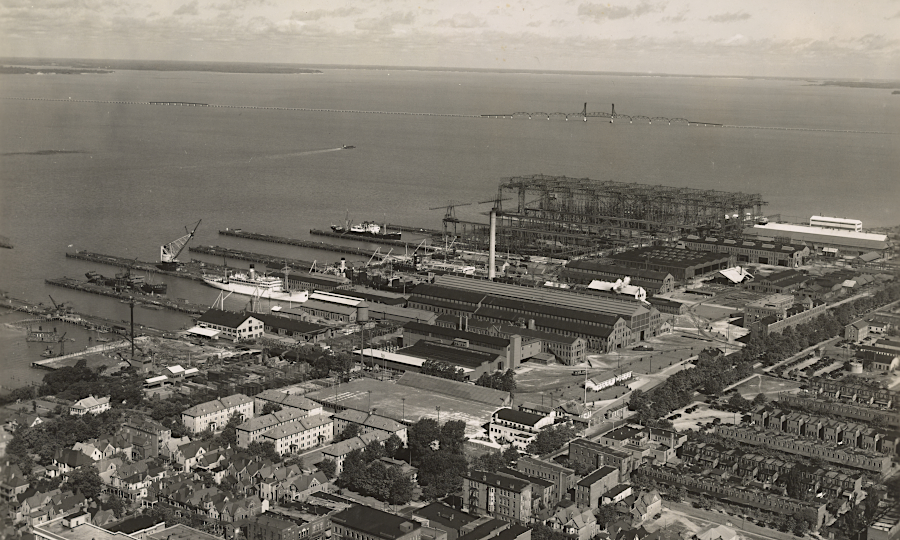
[1,0,898,79]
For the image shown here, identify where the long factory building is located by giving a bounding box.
[743,222,891,258]
[408,275,662,351]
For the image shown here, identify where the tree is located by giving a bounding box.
[260,402,283,415]
[318,458,337,479]
[728,392,750,413]
[408,419,442,463]
[596,505,618,528]
[364,440,386,462]
[219,412,243,447]
[753,393,767,407]
[68,467,103,500]
[247,441,281,463]
[388,471,414,506]
[421,359,466,382]
[339,423,361,442]
[384,434,403,459]
[106,493,126,518]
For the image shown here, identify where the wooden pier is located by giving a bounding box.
[46,277,208,315]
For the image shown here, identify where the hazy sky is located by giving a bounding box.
[2,0,898,79]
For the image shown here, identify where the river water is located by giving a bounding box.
[1,67,898,392]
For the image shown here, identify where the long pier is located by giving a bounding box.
[309,229,429,249]
[219,229,388,259]
[386,224,443,236]
[46,277,209,315]
[189,245,323,270]
[32,338,151,370]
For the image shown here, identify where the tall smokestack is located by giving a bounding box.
[488,207,497,280]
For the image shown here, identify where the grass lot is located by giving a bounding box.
[670,402,740,431]
[303,378,501,437]
[731,374,805,401]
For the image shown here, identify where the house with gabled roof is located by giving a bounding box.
[69,395,111,416]
[181,393,254,434]
[322,432,390,475]
[332,409,406,443]
[280,472,329,502]
[546,505,599,540]
[197,308,264,342]
[53,448,94,474]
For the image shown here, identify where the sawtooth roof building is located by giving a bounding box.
[606,246,735,282]
[678,235,810,268]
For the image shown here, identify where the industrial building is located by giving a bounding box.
[678,235,809,268]
[607,246,735,282]
[560,261,675,294]
[435,315,588,365]
[403,321,535,369]
[743,222,891,257]
[413,275,663,347]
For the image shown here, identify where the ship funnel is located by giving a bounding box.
[249,264,256,280]
[340,258,346,272]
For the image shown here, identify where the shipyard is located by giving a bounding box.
[2,10,900,540]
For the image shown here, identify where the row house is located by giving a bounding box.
[236,409,307,448]
[681,441,865,503]
[181,393,255,434]
[253,390,324,417]
[332,409,407,443]
[717,425,892,474]
[752,407,897,455]
[258,415,334,455]
[639,466,827,530]
[809,380,898,408]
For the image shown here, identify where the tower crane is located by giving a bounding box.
[158,219,202,271]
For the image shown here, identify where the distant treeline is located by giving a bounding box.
[0,58,322,74]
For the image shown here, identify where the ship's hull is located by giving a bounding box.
[202,277,309,302]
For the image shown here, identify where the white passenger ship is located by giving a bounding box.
[202,265,309,302]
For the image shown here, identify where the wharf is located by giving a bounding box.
[31,338,150,370]
[386,224,443,236]
[189,245,320,270]
[219,228,388,258]
[309,229,430,249]
[45,277,208,315]
[66,250,243,284]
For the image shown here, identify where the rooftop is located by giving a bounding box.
[331,505,421,538]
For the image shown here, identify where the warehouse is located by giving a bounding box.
[678,235,809,268]
[432,275,662,342]
[607,247,735,282]
[743,223,891,257]
[560,261,675,294]
[402,321,538,369]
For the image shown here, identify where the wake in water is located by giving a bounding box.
[261,147,344,160]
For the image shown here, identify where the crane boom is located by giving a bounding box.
[159,220,201,270]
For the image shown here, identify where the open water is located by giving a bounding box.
[1,67,898,391]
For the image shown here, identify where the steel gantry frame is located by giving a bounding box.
[447,174,766,257]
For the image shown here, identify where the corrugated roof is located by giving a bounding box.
[403,321,510,348]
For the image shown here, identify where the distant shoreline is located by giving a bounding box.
[1,57,898,83]
[0,58,322,75]
[0,66,112,75]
